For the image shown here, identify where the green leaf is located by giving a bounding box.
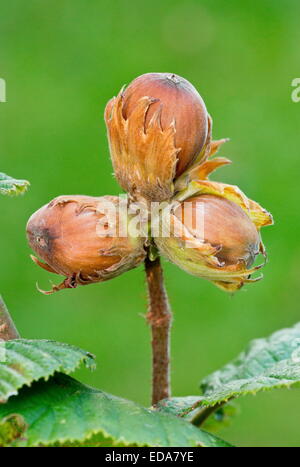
[157,396,202,418]
[0,172,29,196]
[200,322,300,406]
[0,374,232,447]
[157,397,237,432]
[156,322,300,425]
[176,322,300,417]
[0,339,95,402]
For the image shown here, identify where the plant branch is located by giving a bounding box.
[0,295,20,341]
[190,402,226,427]
[145,255,172,406]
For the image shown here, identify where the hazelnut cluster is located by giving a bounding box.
[27,72,273,293]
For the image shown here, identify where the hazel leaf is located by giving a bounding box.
[200,322,300,405]
[0,374,232,447]
[156,397,237,433]
[168,323,300,417]
[156,396,202,418]
[0,173,30,196]
[0,339,95,402]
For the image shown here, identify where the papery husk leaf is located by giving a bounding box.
[154,203,265,292]
[105,90,179,201]
[188,157,232,181]
[32,244,146,295]
[175,180,273,230]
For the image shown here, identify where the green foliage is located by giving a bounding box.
[2,323,300,447]
[164,323,300,420]
[0,373,231,447]
[0,173,29,196]
[200,322,300,405]
[157,396,202,418]
[157,397,237,432]
[0,339,95,402]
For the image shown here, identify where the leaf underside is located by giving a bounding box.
[160,323,300,418]
[0,172,30,196]
[0,374,232,447]
[157,397,237,432]
[200,322,300,405]
[0,339,95,402]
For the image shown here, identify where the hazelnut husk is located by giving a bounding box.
[153,187,272,292]
[26,195,146,294]
[174,195,260,268]
[121,73,208,177]
[105,73,209,201]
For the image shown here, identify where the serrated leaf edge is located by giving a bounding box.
[0,339,96,403]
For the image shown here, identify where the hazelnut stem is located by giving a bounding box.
[0,295,20,341]
[190,401,226,427]
[145,255,172,406]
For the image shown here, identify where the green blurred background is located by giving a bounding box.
[1,0,299,447]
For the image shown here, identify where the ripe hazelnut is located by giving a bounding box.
[153,193,268,292]
[105,73,209,201]
[122,73,208,176]
[174,194,260,267]
[26,195,146,293]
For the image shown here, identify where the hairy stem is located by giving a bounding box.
[0,295,20,341]
[190,402,226,427]
[145,256,172,406]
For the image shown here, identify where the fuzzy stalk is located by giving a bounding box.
[190,402,226,427]
[145,255,172,406]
